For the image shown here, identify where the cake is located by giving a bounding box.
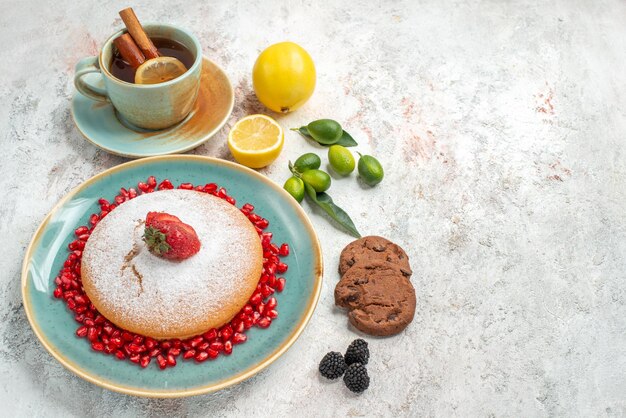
[81,189,263,340]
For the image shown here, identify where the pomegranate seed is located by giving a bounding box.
[94,315,105,325]
[218,188,228,198]
[78,233,90,241]
[225,196,236,205]
[149,348,161,358]
[53,288,62,298]
[76,326,88,337]
[190,336,203,348]
[137,182,150,193]
[110,337,122,347]
[182,341,193,351]
[128,188,137,199]
[156,355,167,369]
[89,214,99,225]
[198,342,210,351]
[91,342,104,351]
[276,277,286,292]
[264,264,276,276]
[167,355,177,366]
[209,341,223,352]
[266,297,277,310]
[203,329,217,340]
[115,350,126,360]
[224,341,233,355]
[207,349,219,359]
[276,262,288,273]
[243,304,253,315]
[243,318,253,329]
[140,356,151,368]
[249,292,262,306]
[269,243,280,254]
[83,318,95,327]
[256,219,269,229]
[158,179,174,190]
[232,333,247,344]
[127,343,142,353]
[257,317,271,328]
[172,339,181,348]
[183,350,196,360]
[261,285,273,297]
[132,335,144,345]
[129,354,141,364]
[195,351,209,362]
[178,182,193,190]
[203,183,218,194]
[67,299,76,310]
[220,325,233,342]
[257,303,266,315]
[168,348,181,357]
[147,176,157,188]
[251,311,261,324]
[74,313,85,323]
[103,324,114,335]
[232,320,245,334]
[160,341,172,350]
[74,226,88,236]
[121,331,134,341]
[87,327,98,342]
[145,338,156,350]
[241,203,254,213]
[279,243,290,257]
[267,309,278,319]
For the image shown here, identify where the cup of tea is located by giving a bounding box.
[74,23,202,130]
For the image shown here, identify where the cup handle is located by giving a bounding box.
[74,57,109,102]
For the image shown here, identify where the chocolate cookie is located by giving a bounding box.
[335,261,416,336]
[338,236,412,277]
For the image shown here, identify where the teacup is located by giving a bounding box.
[74,24,202,131]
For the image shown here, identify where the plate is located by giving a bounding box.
[21,155,323,397]
[71,57,234,158]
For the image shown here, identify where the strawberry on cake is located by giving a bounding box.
[81,189,263,340]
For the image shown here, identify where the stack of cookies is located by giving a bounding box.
[334,236,416,336]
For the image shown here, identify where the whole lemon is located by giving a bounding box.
[253,42,316,113]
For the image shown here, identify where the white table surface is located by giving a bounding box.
[1,0,625,416]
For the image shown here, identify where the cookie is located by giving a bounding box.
[335,261,416,336]
[338,236,412,277]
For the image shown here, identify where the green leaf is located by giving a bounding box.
[291,126,358,147]
[335,130,358,147]
[303,183,361,238]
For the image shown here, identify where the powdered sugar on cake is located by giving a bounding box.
[82,190,260,336]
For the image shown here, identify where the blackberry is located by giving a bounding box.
[343,363,370,393]
[344,339,369,365]
[319,351,347,379]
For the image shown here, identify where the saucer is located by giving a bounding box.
[71,57,234,158]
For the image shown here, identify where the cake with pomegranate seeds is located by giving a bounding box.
[81,189,263,340]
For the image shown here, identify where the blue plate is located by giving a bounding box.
[21,155,322,397]
[71,58,234,158]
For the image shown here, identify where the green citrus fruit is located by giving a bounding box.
[301,169,332,192]
[358,154,384,186]
[328,145,355,176]
[293,153,321,173]
[283,176,305,202]
[307,119,343,145]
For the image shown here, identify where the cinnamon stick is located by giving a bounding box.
[113,33,145,68]
[119,7,159,60]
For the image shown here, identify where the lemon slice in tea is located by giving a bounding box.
[134,57,187,84]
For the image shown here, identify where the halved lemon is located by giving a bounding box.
[134,57,187,85]
[228,114,284,168]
